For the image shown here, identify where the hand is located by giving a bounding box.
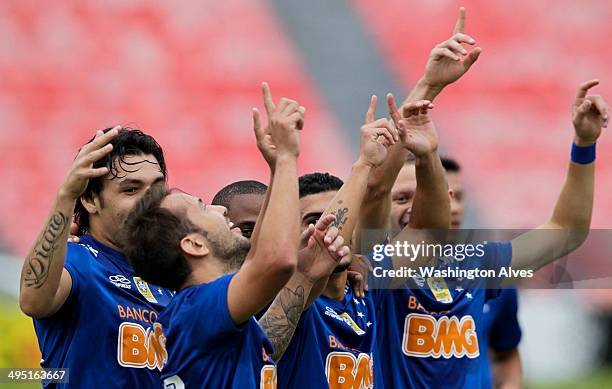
[59,127,119,200]
[358,95,398,168]
[348,254,373,298]
[388,94,437,156]
[67,217,80,243]
[254,82,305,160]
[421,7,481,89]
[297,215,350,283]
[572,79,609,146]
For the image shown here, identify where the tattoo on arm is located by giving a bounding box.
[258,285,305,361]
[24,212,69,288]
[331,207,349,231]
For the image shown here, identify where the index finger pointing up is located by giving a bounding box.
[576,79,600,100]
[262,82,275,114]
[365,95,377,124]
[453,7,466,34]
[387,93,401,127]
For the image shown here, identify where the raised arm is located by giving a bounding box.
[227,85,304,324]
[259,215,348,361]
[321,99,397,250]
[356,8,477,252]
[403,7,481,105]
[511,80,608,271]
[248,82,305,253]
[19,128,119,318]
[354,95,409,253]
[386,101,451,277]
[399,101,450,230]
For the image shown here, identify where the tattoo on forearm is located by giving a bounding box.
[331,207,349,231]
[259,285,305,360]
[24,212,69,288]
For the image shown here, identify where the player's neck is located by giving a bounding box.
[323,270,348,301]
[179,257,229,291]
[88,225,122,253]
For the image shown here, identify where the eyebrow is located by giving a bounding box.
[118,176,165,187]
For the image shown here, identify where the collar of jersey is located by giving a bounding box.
[79,234,134,275]
[319,285,351,312]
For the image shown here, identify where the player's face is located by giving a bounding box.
[94,154,165,249]
[447,172,465,229]
[300,191,338,231]
[227,193,265,240]
[300,190,350,273]
[390,164,417,231]
[163,192,250,269]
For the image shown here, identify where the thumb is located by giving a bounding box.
[463,47,482,70]
[577,99,593,115]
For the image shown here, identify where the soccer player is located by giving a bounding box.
[361,8,609,388]
[389,155,523,388]
[122,83,311,388]
[19,127,173,388]
[212,180,268,240]
[276,94,448,388]
[275,107,396,387]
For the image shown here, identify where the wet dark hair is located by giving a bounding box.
[122,184,193,291]
[74,127,167,235]
[440,156,461,173]
[405,153,461,173]
[298,172,344,198]
[211,180,267,209]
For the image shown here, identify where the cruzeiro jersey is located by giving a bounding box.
[370,242,512,389]
[157,273,277,389]
[278,281,381,388]
[33,235,173,388]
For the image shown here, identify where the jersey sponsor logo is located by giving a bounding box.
[117,304,159,324]
[325,352,373,389]
[109,275,132,289]
[117,322,167,370]
[324,307,365,335]
[260,365,277,389]
[133,277,158,303]
[407,295,449,315]
[402,313,479,359]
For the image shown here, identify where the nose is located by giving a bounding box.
[210,205,228,218]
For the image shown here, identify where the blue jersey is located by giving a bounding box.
[371,242,512,389]
[479,287,522,388]
[33,235,173,388]
[157,273,277,389]
[278,282,381,388]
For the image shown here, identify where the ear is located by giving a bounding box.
[180,233,210,258]
[80,193,101,215]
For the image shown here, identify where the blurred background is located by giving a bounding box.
[1,0,612,387]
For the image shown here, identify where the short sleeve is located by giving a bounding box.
[62,242,92,308]
[489,288,522,351]
[480,242,512,297]
[184,273,247,343]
